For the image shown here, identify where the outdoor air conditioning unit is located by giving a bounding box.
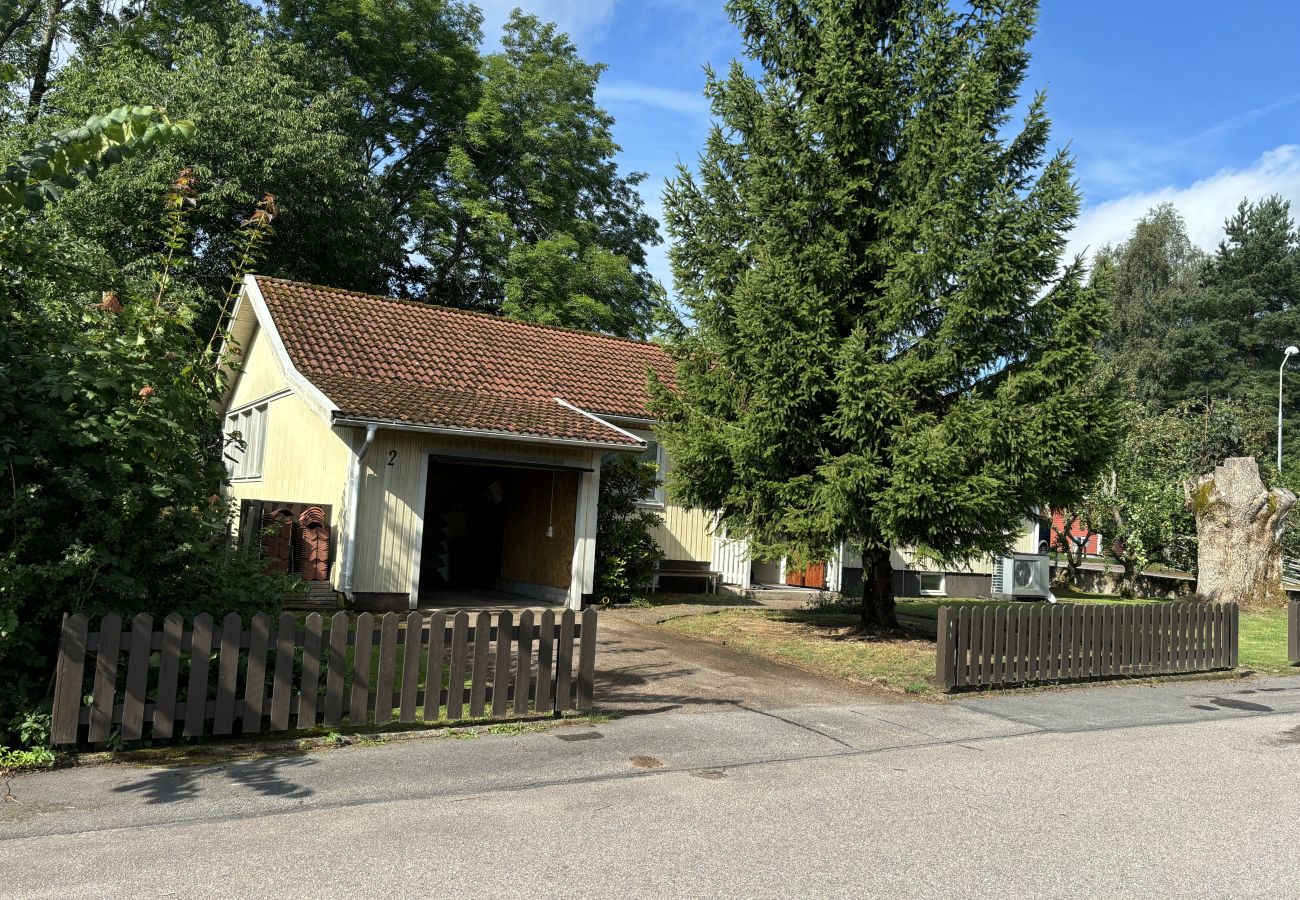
[991,552,1055,601]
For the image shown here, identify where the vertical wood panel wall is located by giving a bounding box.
[51,608,598,746]
[1289,599,1299,665]
[936,602,1238,691]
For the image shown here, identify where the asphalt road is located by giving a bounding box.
[7,668,1300,899]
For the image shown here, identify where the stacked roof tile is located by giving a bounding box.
[253,277,677,447]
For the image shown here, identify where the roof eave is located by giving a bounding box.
[330,415,645,453]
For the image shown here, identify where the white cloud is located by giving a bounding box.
[598,82,711,119]
[1068,145,1300,262]
[475,0,618,49]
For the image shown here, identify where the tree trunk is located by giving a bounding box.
[1185,456,1296,608]
[860,547,898,630]
[25,0,66,122]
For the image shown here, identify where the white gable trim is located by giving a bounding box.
[553,398,646,450]
[220,275,339,427]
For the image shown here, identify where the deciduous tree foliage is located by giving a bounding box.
[654,0,1116,626]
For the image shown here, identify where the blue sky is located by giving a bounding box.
[479,1,1300,294]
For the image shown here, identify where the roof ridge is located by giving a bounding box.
[252,275,670,352]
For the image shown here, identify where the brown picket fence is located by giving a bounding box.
[1289,599,1300,665]
[50,607,597,746]
[936,601,1237,691]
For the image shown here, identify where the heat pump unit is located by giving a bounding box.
[991,552,1054,601]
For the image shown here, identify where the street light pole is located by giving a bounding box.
[1280,346,1298,473]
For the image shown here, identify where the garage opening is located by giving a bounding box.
[418,457,580,606]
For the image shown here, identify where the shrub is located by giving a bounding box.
[593,454,664,602]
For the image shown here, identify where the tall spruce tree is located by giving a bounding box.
[654,0,1116,626]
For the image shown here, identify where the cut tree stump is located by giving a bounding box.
[1185,456,1295,608]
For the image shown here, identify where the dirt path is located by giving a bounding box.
[594,608,892,716]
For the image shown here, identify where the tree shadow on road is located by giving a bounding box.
[109,755,318,805]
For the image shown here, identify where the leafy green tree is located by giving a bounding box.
[1083,399,1268,595]
[0,116,287,747]
[18,16,396,304]
[654,0,1116,627]
[593,454,664,602]
[1093,204,1205,406]
[409,12,665,335]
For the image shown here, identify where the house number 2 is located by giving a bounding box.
[387,450,397,467]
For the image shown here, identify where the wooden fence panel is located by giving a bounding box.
[182,614,213,738]
[375,612,399,725]
[1289,600,1300,665]
[324,612,348,728]
[447,611,469,721]
[936,602,1238,693]
[269,612,296,732]
[515,610,535,715]
[492,612,513,717]
[469,610,491,718]
[152,613,184,740]
[120,613,153,742]
[52,614,88,746]
[399,611,423,724]
[555,609,576,712]
[350,613,374,726]
[213,613,242,736]
[298,613,322,730]
[424,611,446,722]
[50,605,598,745]
[87,613,121,744]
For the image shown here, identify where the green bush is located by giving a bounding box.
[593,454,664,602]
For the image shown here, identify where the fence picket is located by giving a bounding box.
[469,611,492,717]
[991,607,1006,686]
[492,612,513,717]
[536,610,555,711]
[968,608,983,687]
[298,613,322,730]
[424,612,447,722]
[954,607,970,687]
[515,610,535,713]
[447,611,469,720]
[1288,601,1298,665]
[1016,605,1030,683]
[182,614,214,738]
[555,609,576,712]
[269,612,297,732]
[87,614,122,744]
[324,612,348,728]
[936,607,954,689]
[52,615,88,745]
[578,607,598,711]
[375,613,399,724]
[349,613,374,726]
[120,613,153,742]
[151,613,184,740]
[400,612,423,723]
[243,613,271,734]
[1229,603,1239,668]
[213,612,242,736]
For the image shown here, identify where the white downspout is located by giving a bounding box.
[341,424,378,602]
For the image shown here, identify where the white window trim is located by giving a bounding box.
[918,571,946,596]
[226,402,269,482]
[635,440,666,508]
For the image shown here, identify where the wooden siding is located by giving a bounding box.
[223,323,352,583]
[891,519,1040,575]
[351,430,591,594]
[634,432,713,563]
[499,470,578,589]
[228,325,287,410]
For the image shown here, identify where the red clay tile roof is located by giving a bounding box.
[253,277,676,446]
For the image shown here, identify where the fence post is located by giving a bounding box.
[935,606,954,690]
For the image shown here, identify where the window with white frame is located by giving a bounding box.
[918,572,946,596]
[638,439,665,506]
[225,403,268,480]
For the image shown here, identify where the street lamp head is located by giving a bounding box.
[1288,346,1299,357]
